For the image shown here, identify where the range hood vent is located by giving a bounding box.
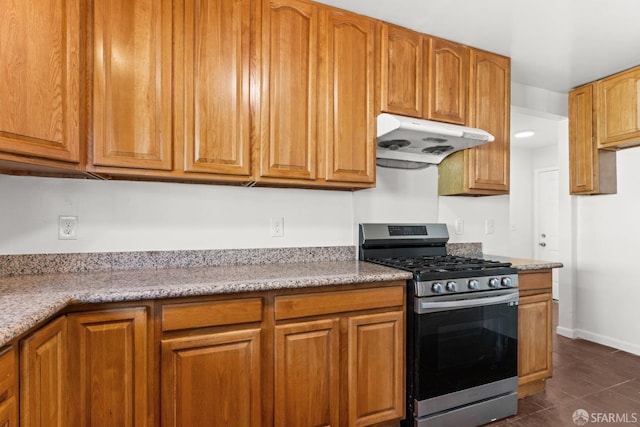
[376,113,494,170]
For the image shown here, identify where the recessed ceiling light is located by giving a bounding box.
[514,130,535,138]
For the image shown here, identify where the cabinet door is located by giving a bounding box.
[92,0,173,171]
[569,85,598,194]
[20,317,67,427]
[0,345,17,427]
[380,24,423,117]
[67,307,150,427]
[568,84,617,195]
[466,49,510,193]
[180,0,251,177]
[347,311,404,426]
[161,329,262,427]
[598,67,640,148]
[426,37,468,125]
[259,0,318,180]
[274,318,339,427]
[518,293,552,389]
[0,0,81,164]
[321,9,376,184]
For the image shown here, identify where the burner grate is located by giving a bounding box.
[367,255,513,276]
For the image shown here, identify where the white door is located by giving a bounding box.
[534,168,560,300]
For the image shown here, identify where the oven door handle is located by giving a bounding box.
[416,291,519,314]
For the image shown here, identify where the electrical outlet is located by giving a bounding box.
[271,217,284,237]
[59,216,78,240]
[485,219,494,235]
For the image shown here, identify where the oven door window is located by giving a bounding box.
[414,302,518,401]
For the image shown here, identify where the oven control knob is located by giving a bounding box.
[446,281,458,292]
[488,278,500,288]
[501,277,513,287]
[467,279,479,290]
[431,282,444,293]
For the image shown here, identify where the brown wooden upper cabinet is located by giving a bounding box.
[0,0,83,172]
[380,25,468,125]
[258,0,319,182]
[90,0,253,183]
[1,0,514,191]
[439,49,511,195]
[320,8,377,185]
[180,0,252,178]
[425,37,468,125]
[568,84,616,195]
[257,0,376,188]
[379,25,424,117]
[597,66,640,149]
[90,0,174,172]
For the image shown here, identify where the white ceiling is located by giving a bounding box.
[510,109,560,149]
[316,0,640,93]
[317,0,640,149]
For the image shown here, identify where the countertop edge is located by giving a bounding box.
[0,261,412,348]
[484,254,563,271]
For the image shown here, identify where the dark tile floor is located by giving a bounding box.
[486,302,640,426]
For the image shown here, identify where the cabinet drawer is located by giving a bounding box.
[518,270,552,292]
[275,285,405,320]
[0,345,16,404]
[162,298,263,331]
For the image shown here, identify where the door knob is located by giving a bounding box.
[539,242,546,247]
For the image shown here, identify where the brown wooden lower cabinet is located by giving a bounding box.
[275,318,340,427]
[20,317,67,427]
[517,270,553,398]
[67,307,152,427]
[346,311,405,426]
[161,329,263,427]
[274,285,406,427]
[13,282,405,427]
[0,344,17,427]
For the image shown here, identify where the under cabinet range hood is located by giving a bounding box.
[376,113,495,170]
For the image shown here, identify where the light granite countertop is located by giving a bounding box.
[0,260,412,348]
[484,255,563,271]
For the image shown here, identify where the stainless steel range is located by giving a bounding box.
[359,223,519,427]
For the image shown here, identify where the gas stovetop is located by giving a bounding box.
[359,223,519,296]
[365,255,517,281]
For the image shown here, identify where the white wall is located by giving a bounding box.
[569,148,640,354]
[509,140,561,259]
[0,175,355,254]
[438,195,510,255]
[353,166,439,224]
[533,145,558,170]
[509,146,534,258]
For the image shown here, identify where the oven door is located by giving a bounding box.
[411,289,519,418]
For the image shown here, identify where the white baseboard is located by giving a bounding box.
[556,326,577,339]
[556,327,640,356]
